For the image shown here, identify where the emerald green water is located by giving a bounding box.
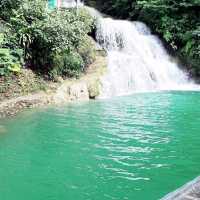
[0,91,200,200]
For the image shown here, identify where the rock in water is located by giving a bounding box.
[0,125,7,134]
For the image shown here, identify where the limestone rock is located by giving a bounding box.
[68,82,89,101]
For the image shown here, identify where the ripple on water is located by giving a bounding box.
[0,92,200,200]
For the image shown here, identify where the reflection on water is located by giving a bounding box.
[0,91,200,200]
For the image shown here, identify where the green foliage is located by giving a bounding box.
[30,7,95,74]
[0,48,23,76]
[51,50,84,78]
[50,36,96,79]
[0,0,22,21]
[0,33,23,76]
[1,0,95,79]
[0,69,47,100]
[77,36,96,67]
[137,0,200,77]
[85,0,140,19]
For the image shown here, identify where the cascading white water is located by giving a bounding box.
[94,15,197,98]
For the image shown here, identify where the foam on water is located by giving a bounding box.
[94,16,198,98]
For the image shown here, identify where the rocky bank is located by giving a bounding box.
[0,55,107,118]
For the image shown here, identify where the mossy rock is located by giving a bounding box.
[87,79,101,99]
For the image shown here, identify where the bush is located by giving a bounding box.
[0,0,22,21]
[0,69,47,101]
[1,0,95,79]
[29,7,94,73]
[0,33,23,76]
[137,0,200,78]
[51,50,84,78]
[77,36,96,67]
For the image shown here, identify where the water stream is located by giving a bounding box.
[94,11,198,98]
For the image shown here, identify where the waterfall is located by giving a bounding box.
[93,15,197,98]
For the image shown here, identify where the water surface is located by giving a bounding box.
[0,91,200,200]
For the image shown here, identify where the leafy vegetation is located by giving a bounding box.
[0,0,95,79]
[137,0,200,78]
[0,33,23,76]
[86,0,200,79]
[0,0,22,21]
[1,0,199,86]
[0,69,47,101]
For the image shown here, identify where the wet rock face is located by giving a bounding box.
[87,79,101,99]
